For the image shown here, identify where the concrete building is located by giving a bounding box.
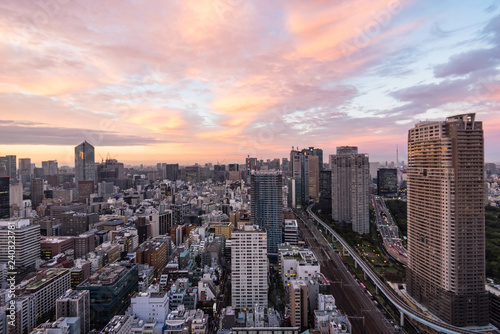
[130,285,169,323]
[231,225,268,310]
[0,219,40,272]
[330,146,369,234]
[31,317,81,333]
[40,236,75,260]
[280,249,320,285]
[15,268,71,332]
[61,211,98,236]
[289,280,308,330]
[283,219,298,246]
[56,289,90,334]
[136,241,168,278]
[406,114,489,326]
[251,170,283,255]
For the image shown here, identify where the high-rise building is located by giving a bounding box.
[231,225,268,309]
[56,289,90,334]
[0,177,9,219]
[377,168,398,197]
[31,178,44,209]
[251,170,283,254]
[406,114,489,326]
[0,219,40,272]
[19,158,32,187]
[318,170,332,215]
[330,146,369,234]
[75,141,95,187]
[485,163,497,177]
[42,160,58,176]
[0,155,16,180]
[308,155,319,199]
[290,149,309,207]
[166,164,179,181]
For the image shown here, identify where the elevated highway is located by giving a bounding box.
[306,204,479,334]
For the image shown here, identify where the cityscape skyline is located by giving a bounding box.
[1,1,500,165]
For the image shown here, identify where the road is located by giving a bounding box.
[295,209,399,334]
[372,195,407,265]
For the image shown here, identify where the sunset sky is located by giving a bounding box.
[0,0,499,166]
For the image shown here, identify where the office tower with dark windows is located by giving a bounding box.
[319,170,332,215]
[166,163,179,181]
[330,146,369,234]
[31,178,44,209]
[42,160,58,176]
[19,158,32,187]
[0,177,9,219]
[0,155,16,180]
[290,149,309,207]
[406,114,489,326]
[377,168,398,197]
[75,141,95,187]
[251,170,283,254]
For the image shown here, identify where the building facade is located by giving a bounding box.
[75,141,95,186]
[0,177,9,219]
[377,168,398,197]
[251,170,283,254]
[406,114,489,326]
[330,146,369,234]
[0,219,40,272]
[231,225,268,310]
[56,289,90,334]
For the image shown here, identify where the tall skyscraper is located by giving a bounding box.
[19,158,32,187]
[75,141,95,186]
[251,170,283,254]
[0,177,9,219]
[0,155,16,180]
[31,178,44,209]
[42,160,58,176]
[319,170,332,215]
[406,114,489,326]
[330,146,369,234]
[290,149,309,207]
[231,225,268,309]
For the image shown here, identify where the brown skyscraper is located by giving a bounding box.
[406,113,489,326]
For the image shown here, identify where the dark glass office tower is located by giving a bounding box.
[251,170,283,255]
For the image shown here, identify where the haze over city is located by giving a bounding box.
[1,0,500,165]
